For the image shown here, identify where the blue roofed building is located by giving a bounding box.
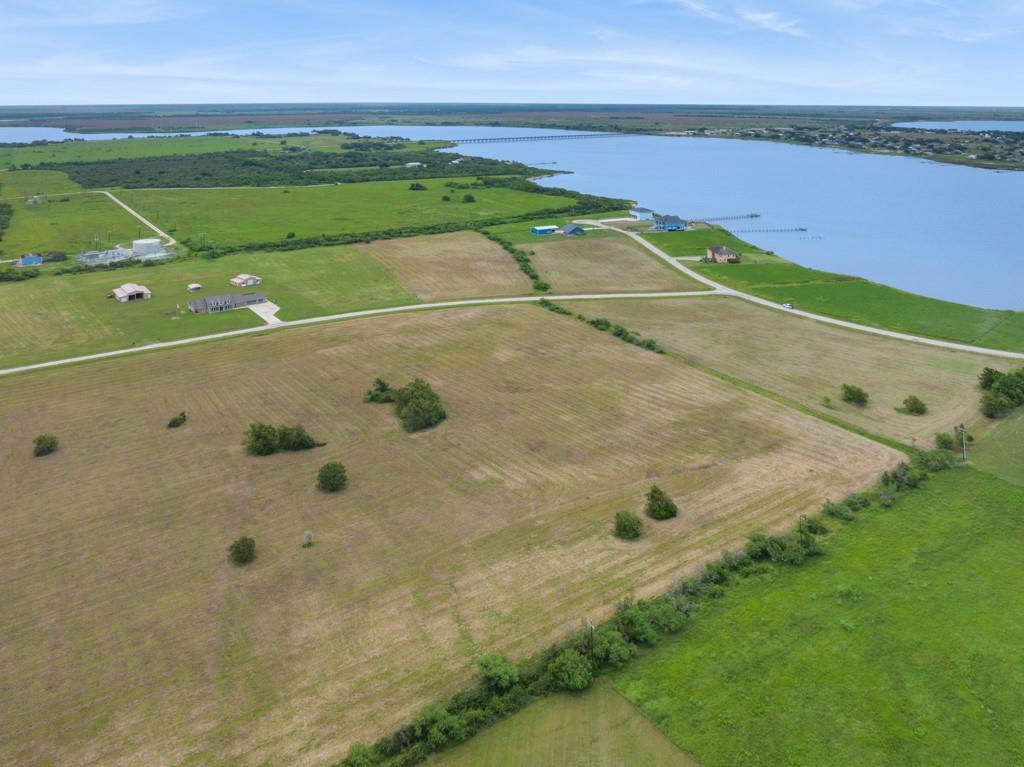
[530,225,559,235]
[17,254,44,267]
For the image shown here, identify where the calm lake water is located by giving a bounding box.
[3,123,1022,310]
[893,120,1024,132]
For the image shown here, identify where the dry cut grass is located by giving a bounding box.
[357,231,531,300]
[571,296,1009,445]
[0,305,899,767]
[529,234,705,293]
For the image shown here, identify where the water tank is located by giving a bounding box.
[132,238,163,256]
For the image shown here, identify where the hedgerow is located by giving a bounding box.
[538,299,664,353]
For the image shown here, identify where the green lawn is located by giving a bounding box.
[483,212,630,244]
[0,170,81,199]
[117,178,576,248]
[613,468,1024,767]
[0,245,417,367]
[0,193,143,256]
[972,408,1024,487]
[429,679,698,767]
[643,227,773,260]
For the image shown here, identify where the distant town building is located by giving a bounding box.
[17,254,43,267]
[630,207,654,221]
[187,283,203,292]
[230,274,262,287]
[530,225,559,235]
[706,246,740,264]
[561,224,585,236]
[188,292,267,314]
[652,214,688,231]
[111,283,152,302]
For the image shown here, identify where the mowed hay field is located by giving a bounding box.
[357,231,531,300]
[0,169,82,200]
[0,306,899,766]
[0,192,143,255]
[118,179,576,247]
[571,296,1007,445]
[529,234,706,294]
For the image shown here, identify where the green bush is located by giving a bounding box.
[478,653,519,692]
[317,462,348,492]
[32,434,59,457]
[840,383,869,406]
[412,704,469,750]
[394,378,447,432]
[547,647,592,691]
[591,625,637,668]
[615,598,659,645]
[935,431,955,451]
[645,485,678,520]
[243,422,321,455]
[342,742,376,767]
[363,378,395,403]
[167,412,187,428]
[462,193,476,203]
[613,510,643,540]
[901,395,928,415]
[228,536,256,565]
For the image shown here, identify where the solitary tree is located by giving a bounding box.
[167,411,187,428]
[462,193,476,203]
[645,485,678,520]
[317,461,348,492]
[841,384,869,406]
[613,510,643,540]
[32,434,58,457]
[901,395,928,415]
[395,378,447,432]
[228,536,256,565]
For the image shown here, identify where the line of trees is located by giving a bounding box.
[480,231,549,291]
[538,300,664,353]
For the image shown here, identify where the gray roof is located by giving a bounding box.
[188,291,266,313]
[709,246,738,255]
[631,206,654,213]
[656,214,687,224]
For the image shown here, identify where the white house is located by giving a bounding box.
[230,274,262,287]
[112,283,152,302]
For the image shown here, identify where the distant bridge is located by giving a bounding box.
[452,133,620,144]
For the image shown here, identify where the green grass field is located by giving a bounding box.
[0,245,417,367]
[484,214,629,244]
[643,227,773,260]
[972,408,1024,486]
[0,169,81,199]
[430,679,698,767]
[0,193,144,256]
[613,468,1024,767]
[118,178,576,248]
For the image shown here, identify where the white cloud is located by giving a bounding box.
[736,8,806,35]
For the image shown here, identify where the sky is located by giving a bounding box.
[1,0,1023,106]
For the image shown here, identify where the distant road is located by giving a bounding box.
[578,220,1024,361]
[99,190,177,246]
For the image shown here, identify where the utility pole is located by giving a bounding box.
[955,424,968,463]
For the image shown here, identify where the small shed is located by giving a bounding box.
[112,283,152,302]
[17,254,44,267]
[230,274,262,287]
[706,246,740,264]
[530,225,559,236]
[630,207,654,221]
[562,224,585,236]
[187,283,203,292]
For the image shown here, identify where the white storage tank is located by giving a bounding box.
[132,238,163,256]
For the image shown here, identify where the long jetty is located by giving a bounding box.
[452,133,620,144]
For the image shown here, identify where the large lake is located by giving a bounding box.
[3,124,1022,310]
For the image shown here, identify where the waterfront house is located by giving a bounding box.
[652,214,687,231]
[706,246,740,264]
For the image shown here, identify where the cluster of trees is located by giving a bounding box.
[537,300,664,353]
[364,378,447,432]
[0,268,39,282]
[41,149,539,189]
[979,366,1024,418]
[243,422,322,455]
[481,232,549,291]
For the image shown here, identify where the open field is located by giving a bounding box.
[0,245,417,367]
[484,216,627,245]
[430,679,699,767]
[0,305,898,766]
[972,408,1024,486]
[571,297,1008,445]
[692,257,1024,352]
[613,468,1024,767]
[119,179,577,247]
[0,169,81,199]
[529,234,705,294]
[0,192,143,256]
[356,231,530,300]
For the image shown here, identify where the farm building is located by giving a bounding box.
[652,214,688,231]
[530,225,559,235]
[630,207,654,221]
[17,254,43,267]
[561,224,585,236]
[230,274,262,287]
[188,292,267,314]
[111,283,152,302]
[706,246,740,263]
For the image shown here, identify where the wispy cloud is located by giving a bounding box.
[737,8,806,35]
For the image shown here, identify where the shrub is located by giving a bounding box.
[645,485,678,520]
[532,279,551,292]
[547,647,592,691]
[394,378,447,432]
[276,424,318,451]
[613,510,643,540]
[32,433,59,457]
[412,705,469,750]
[409,182,427,191]
[840,383,869,406]
[244,422,321,455]
[343,742,376,767]
[935,431,955,451]
[981,390,1014,418]
[462,193,476,203]
[979,367,1001,390]
[228,536,256,565]
[286,231,296,239]
[478,653,519,692]
[167,411,187,428]
[823,500,855,521]
[591,625,636,669]
[615,598,659,645]
[317,461,348,492]
[364,377,396,403]
[901,395,928,415]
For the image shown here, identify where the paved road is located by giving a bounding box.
[100,190,177,246]
[578,220,1024,361]
[0,290,714,377]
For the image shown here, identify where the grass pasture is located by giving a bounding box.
[430,679,699,767]
[0,169,81,199]
[0,192,142,256]
[0,305,898,766]
[529,233,706,293]
[643,227,773,261]
[119,178,577,248]
[613,468,1024,767]
[570,296,1007,445]
[356,231,531,300]
[972,408,1024,486]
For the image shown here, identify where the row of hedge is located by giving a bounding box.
[538,299,663,353]
[338,448,960,767]
[480,231,549,291]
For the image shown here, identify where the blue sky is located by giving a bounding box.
[1,0,1022,105]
